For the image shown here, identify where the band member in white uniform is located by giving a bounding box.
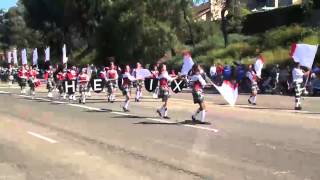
[133,62,144,102]
[18,65,28,94]
[106,63,118,103]
[190,64,207,123]
[78,68,90,104]
[156,64,177,119]
[121,65,136,112]
[292,62,309,110]
[246,64,258,105]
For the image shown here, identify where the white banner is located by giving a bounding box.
[45,47,50,62]
[21,49,27,65]
[32,48,38,65]
[7,51,12,64]
[13,48,18,65]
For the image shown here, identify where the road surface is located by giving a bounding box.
[0,84,319,180]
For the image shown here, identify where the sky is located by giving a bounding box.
[0,0,18,10]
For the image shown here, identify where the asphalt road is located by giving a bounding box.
[0,84,320,180]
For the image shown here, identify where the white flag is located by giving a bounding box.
[290,43,318,69]
[213,80,238,106]
[32,48,38,65]
[7,51,12,64]
[21,49,27,65]
[136,69,151,79]
[13,48,18,65]
[181,52,194,76]
[254,56,265,78]
[62,44,68,64]
[45,47,50,62]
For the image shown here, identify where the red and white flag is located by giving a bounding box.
[254,56,265,78]
[181,52,194,76]
[290,43,318,69]
[214,80,238,106]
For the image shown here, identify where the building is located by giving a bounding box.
[194,0,302,21]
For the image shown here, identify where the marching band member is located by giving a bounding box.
[66,68,77,101]
[190,64,207,123]
[44,65,55,98]
[150,64,160,98]
[292,62,309,110]
[56,69,66,99]
[18,65,28,94]
[106,63,118,103]
[78,68,90,104]
[27,66,40,97]
[133,62,144,102]
[246,64,258,105]
[7,64,14,86]
[121,65,136,112]
[156,64,177,119]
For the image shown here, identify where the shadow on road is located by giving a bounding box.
[135,120,211,126]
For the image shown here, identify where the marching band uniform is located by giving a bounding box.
[56,70,66,99]
[292,63,308,110]
[106,64,118,103]
[7,65,14,86]
[44,66,55,98]
[156,65,176,119]
[190,64,207,123]
[151,65,159,98]
[121,65,136,112]
[134,62,143,102]
[78,68,89,104]
[18,66,28,94]
[246,65,258,105]
[66,69,77,101]
[27,67,40,97]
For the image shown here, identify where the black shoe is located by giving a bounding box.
[252,103,257,106]
[79,99,82,104]
[248,99,252,104]
[123,107,130,112]
[156,110,162,117]
[191,115,196,122]
[295,106,302,110]
[163,116,170,119]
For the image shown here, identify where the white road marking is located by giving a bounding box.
[27,131,58,144]
[0,90,10,94]
[111,112,131,116]
[146,118,219,133]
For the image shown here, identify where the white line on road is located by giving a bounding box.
[111,112,131,116]
[27,131,58,144]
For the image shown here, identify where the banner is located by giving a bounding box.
[13,48,18,65]
[214,80,238,106]
[21,49,27,65]
[181,53,194,76]
[32,48,38,65]
[144,78,159,92]
[7,51,12,64]
[290,43,318,69]
[171,79,185,93]
[45,47,50,62]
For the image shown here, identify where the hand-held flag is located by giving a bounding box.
[7,51,12,64]
[290,43,318,69]
[62,44,68,64]
[181,52,194,76]
[213,80,238,106]
[254,56,265,78]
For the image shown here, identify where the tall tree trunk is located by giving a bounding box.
[181,0,194,47]
[221,0,231,48]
